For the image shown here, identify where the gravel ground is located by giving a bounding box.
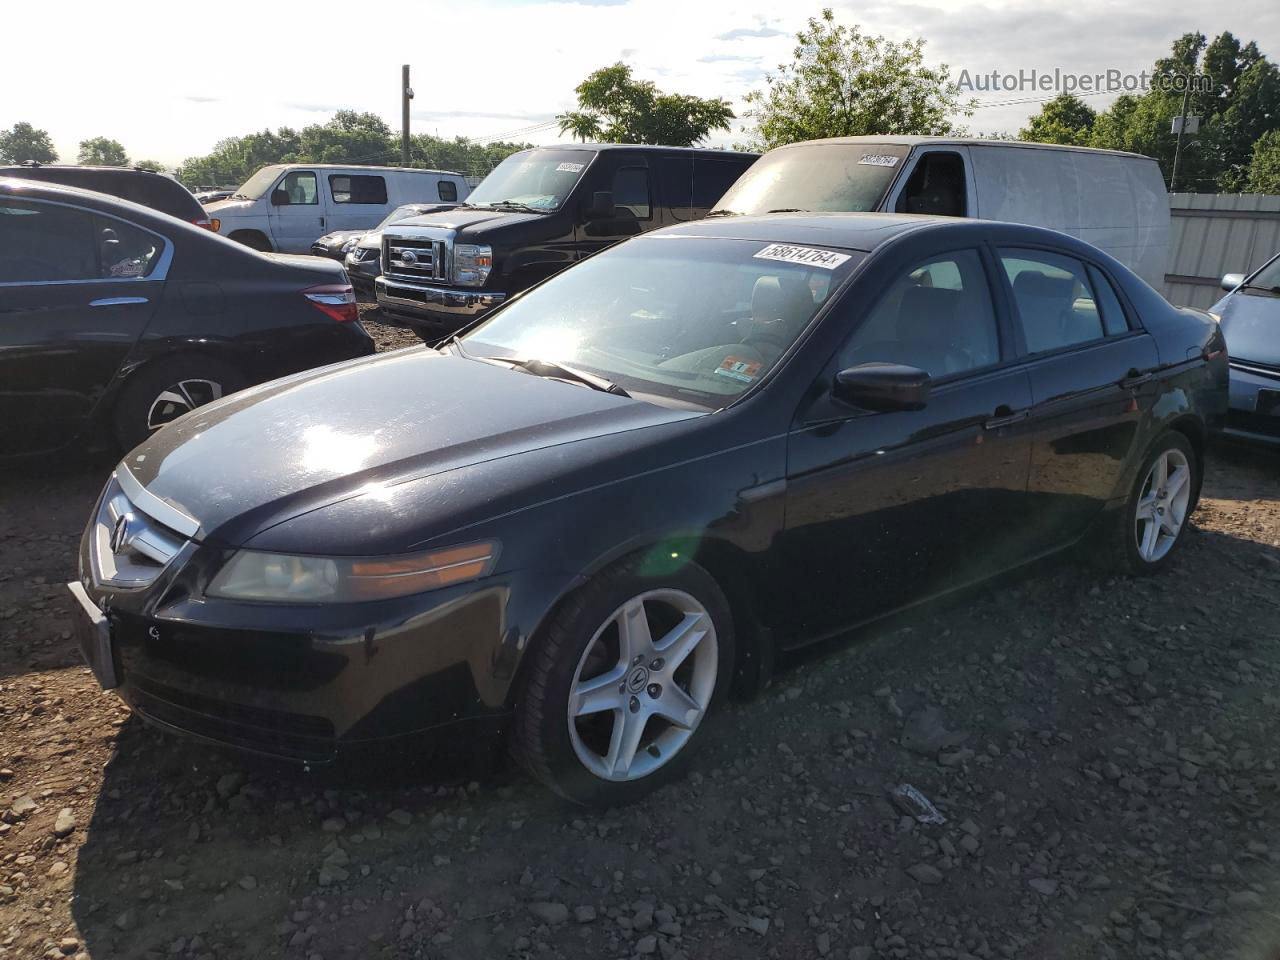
[2,322,1279,960]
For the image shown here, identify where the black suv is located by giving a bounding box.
[0,163,211,229]
[375,144,758,337]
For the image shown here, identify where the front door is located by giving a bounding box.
[781,246,1035,641]
[575,154,654,257]
[267,169,326,252]
[0,196,164,454]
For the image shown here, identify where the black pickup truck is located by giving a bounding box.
[374,144,757,338]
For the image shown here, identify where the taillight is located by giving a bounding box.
[193,217,216,231]
[303,284,358,323]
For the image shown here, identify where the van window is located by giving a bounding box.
[277,171,318,205]
[438,180,458,202]
[612,167,651,220]
[329,175,388,205]
[895,153,966,217]
[693,158,749,210]
[1000,248,1107,353]
[657,158,693,221]
[839,249,999,378]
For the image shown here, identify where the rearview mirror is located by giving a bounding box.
[833,362,931,412]
[584,190,615,220]
[270,189,289,207]
[1221,272,1245,291]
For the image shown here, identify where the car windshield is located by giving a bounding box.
[715,143,910,215]
[232,166,283,200]
[465,149,595,212]
[1248,254,1280,292]
[461,236,860,408]
[377,205,431,229]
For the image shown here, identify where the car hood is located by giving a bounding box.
[121,349,697,546]
[205,198,255,216]
[1212,290,1280,367]
[390,207,546,235]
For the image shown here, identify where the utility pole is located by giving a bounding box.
[401,65,414,166]
[1169,74,1191,193]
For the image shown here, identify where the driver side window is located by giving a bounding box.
[838,248,999,378]
[277,171,318,205]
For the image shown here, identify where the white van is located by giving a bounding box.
[206,164,470,254]
[714,136,1170,289]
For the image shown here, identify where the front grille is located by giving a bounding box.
[89,472,190,590]
[384,235,445,282]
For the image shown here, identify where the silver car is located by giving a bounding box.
[1213,251,1280,445]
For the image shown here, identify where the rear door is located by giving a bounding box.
[0,197,165,454]
[575,153,654,257]
[267,169,326,252]
[326,172,390,232]
[996,246,1161,550]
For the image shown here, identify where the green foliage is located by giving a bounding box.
[741,8,973,150]
[0,122,58,164]
[409,134,535,178]
[177,128,302,187]
[296,110,395,164]
[1018,94,1096,146]
[558,62,734,146]
[134,160,165,173]
[1246,129,1280,193]
[78,137,128,166]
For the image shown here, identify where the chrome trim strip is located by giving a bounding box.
[1230,360,1280,380]
[89,296,150,307]
[115,468,199,538]
[375,277,506,317]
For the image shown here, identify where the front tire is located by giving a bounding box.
[513,556,735,806]
[1103,431,1199,575]
[113,355,246,452]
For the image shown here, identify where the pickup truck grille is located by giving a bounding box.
[384,236,445,282]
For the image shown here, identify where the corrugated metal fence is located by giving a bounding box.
[1164,193,1280,308]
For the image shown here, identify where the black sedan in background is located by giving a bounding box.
[0,177,374,456]
[70,214,1227,806]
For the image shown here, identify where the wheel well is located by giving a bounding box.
[1166,416,1207,504]
[228,229,272,251]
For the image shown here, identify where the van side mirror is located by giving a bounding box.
[833,362,931,412]
[270,189,289,207]
[584,190,616,220]
[1221,272,1245,291]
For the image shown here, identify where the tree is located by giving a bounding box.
[741,9,972,150]
[558,63,734,146]
[1018,94,1097,145]
[78,137,129,166]
[410,134,534,179]
[134,159,165,173]
[296,110,395,164]
[177,128,301,187]
[1246,129,1280,192]
[0,122,58,163]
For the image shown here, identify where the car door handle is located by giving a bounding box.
[983,406,1029,430]
[1119,369,1153,389]
[89,297,149,307]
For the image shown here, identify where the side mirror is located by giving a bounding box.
[1221,272,1245,291]
[833,362,931,412]
[584,190,616,220]
[270,188,289,207]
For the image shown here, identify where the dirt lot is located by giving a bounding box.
[2,316,1279,960]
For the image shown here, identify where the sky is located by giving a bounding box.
[3,0,1279,170]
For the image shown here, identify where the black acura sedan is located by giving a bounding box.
[69,214,1227,805]
[0,177,374,456]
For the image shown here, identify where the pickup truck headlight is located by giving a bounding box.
[453,244,493,287]
[207,541,498,603]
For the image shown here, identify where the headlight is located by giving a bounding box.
[341,237,361,253]
[453,244,492,287]
[349,247,377,262]
[206,541,499,603]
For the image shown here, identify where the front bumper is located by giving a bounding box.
[1220,362,1280,445]
[375,276,506,333]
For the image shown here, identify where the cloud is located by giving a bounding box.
[716,26,786,40]
[184,95,220,103]
[697,54,762,63]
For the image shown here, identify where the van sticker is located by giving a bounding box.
[715,356,763,383]
[556,162,585,173]
[753,243,851,270]
[858,153,900,167]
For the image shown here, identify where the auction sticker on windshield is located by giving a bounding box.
[556,162,585,173]
[858,153,900,166]
[754,244,851,270]
[715,356,762,383]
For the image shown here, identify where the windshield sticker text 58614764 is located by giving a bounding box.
[858,153,900,167]
[753,244,851,270]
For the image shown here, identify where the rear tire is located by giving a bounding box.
[513,555,735,806]
[1099,431,1199,576]
[113,355,246,452]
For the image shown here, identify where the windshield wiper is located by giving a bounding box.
[489,200,547,213]
[705,209,738,218]
[1239,282,1280,295]
[765,208,809,213]
[481,355,630,396]
[228,193,251,201]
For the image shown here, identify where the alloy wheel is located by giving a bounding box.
[146,379,224,432]
[1134,448,1192,563]
[567,589,718,782]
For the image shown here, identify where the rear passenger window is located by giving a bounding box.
[0,200,163,283]
[839,248,999,378]
[1000,249,1106,353]
[1087,264,1131,335]
[612,167,651,220]
[437,180,458,202]
[329,175,388,205]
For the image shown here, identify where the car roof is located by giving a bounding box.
[767,135,1153,162]
[650,211,1087,254]
[255,163,465,176]
[0,175,192,225]
[522,144,759,158]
